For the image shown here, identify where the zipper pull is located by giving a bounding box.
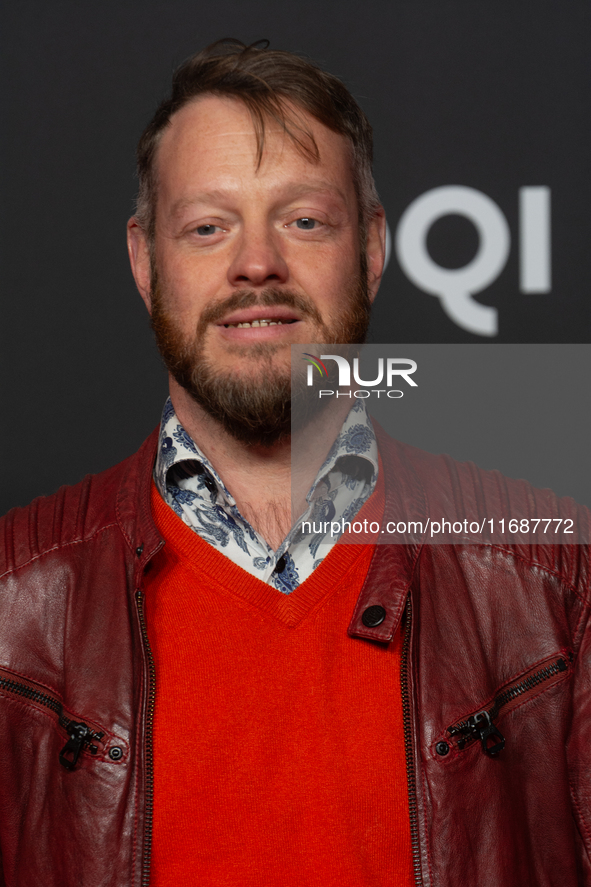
[468,710,505,757]
[59,722,103,771]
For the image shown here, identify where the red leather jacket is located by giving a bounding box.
[0,427,589,886]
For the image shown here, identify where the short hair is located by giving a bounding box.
[135,39,381,241]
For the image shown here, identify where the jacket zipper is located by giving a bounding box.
[401,596,423,887]
[137,589,156,887]
[446,653,571,757]
[0,670,105,769]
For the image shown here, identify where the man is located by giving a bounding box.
[0,39,589,887]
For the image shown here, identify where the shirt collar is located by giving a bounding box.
[305,397,378,502]
[154,397,237,508]
[154,396,378,507]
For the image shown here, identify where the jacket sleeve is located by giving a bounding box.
[567,578,591,883]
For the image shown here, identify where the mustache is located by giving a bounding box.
[196,288,324,335]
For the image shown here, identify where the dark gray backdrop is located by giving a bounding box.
[2,0,589,514]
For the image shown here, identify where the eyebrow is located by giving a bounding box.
[169,192,228,219]
[169,184,349,219]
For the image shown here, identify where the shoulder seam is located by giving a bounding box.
[487,542,590,605]
[0,521,120,582]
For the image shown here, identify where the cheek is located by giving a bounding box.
[311,264,360,318]
[155,254,216,320]
[290,239,359,294]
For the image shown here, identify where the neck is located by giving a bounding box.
[169,378,351,550]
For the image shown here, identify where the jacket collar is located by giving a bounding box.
[348,424,427,643]
[115,427,164,580]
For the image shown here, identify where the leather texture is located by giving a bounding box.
[0,425,589,886]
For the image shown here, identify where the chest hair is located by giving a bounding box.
[240,500,293,552]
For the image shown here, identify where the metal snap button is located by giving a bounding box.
[109,746,123,761]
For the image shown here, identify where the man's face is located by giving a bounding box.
[128,94,385,444]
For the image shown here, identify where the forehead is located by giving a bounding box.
[154,94,355,203]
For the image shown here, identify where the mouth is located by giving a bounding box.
[222,318,297,329]
[216,307,302,340]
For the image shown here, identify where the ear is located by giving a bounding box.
[127,217,153,314]
[365,206,387,303]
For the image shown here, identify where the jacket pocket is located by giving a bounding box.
[0,665,126,770]
[439,651,573,758]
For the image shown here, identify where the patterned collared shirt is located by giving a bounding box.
[154,397,378,594]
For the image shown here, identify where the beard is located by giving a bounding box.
[150,264,371,447]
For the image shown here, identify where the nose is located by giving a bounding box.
[227,227,289,288]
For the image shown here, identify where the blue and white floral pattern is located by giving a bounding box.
[154,397,378,594]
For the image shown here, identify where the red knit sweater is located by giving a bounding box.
[145,480,413,886]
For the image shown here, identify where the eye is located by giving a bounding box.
[294,217,318,230]
[195,224,220,236]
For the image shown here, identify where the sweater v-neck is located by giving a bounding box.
[149,462,384,628]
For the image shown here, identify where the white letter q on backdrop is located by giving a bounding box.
[395,186,511,336]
